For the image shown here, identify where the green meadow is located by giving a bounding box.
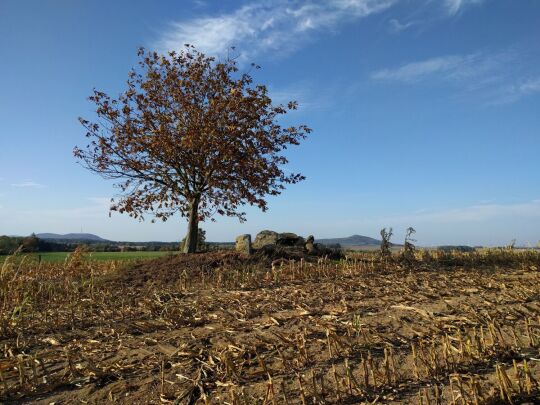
[0,250,177,263]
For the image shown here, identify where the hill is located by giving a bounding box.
[36,233,109,242]
[316,234,383,247]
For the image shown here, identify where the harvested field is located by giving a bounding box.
[1,249,540,404]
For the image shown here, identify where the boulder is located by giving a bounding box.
[277,232,304,246]
[253,230,279,249]
[235,234,252,254]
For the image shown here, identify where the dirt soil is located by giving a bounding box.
[2,254,540,404]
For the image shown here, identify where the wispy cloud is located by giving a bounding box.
[383,200,540,246]
[371,50,540,104]
[0,197,119,239]
[155,0,496,62]
[444,0,487,16]
[269,80,338,111]
[393,200,540,223]
[488,76,540,105]
[372,54,466,81]
[371,52,511,82]
[11,181,46,189]
[157,0,397,60]
[7,197,110,221]
[388,18,417,33]
[328,199,540,246]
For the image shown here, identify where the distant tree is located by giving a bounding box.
[0,236,21,255]
[75,46,310,253]
[21,233,40,253]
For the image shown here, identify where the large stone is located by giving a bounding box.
[253,230,279,249]
[277,232,304,246]
[235,234,252,254]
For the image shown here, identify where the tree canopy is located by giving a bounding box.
[74,46,311,252]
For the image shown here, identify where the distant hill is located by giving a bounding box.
[37,233,109,242]
[316,234,383,247]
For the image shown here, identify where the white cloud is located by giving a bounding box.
[445,0,486,16]
[372,50,540,104]
[372,54,468,81]
[520,77,540,93]
[489,76,540,105]
[157,0,397,60]
[155,0,495,61]
[11,181,46,188]
[388,18,417,33]
[371,52,511,83]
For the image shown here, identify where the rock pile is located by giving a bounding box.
[235,230,338,258]
[251,230,305,249]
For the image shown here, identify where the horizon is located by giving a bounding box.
[4,231,530,248]
[1,0,539,246]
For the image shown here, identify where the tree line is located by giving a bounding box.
[0,234,183,255]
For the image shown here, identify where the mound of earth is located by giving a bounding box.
[118,251,253,287]
[117,248,337,288]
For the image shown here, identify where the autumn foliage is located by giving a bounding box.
[75,46,311,252]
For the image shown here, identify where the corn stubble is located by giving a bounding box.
[1,247,540,403]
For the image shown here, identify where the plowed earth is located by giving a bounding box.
[2,253,540,404]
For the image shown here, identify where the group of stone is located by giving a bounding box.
[235,230,322,255]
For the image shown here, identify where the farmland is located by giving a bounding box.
[0,251,177,264]
[1,248,539,404]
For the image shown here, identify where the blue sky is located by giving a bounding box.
[1,0,539,246]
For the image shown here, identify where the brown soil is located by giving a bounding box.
[117,251,255,287]
[2,254,540,404]
[117,248,338,288]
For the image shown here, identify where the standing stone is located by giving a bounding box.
[253,230,279,249]
[235,234,252,254]
[305,235,316,254]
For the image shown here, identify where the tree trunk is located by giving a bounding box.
[183,196,200,253]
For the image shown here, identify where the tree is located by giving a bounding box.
[21,233,40,253]
[0,236,21,255]
[180,228,206,252]
[75,46,311,253]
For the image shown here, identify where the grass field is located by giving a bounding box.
[0,250,177,263]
